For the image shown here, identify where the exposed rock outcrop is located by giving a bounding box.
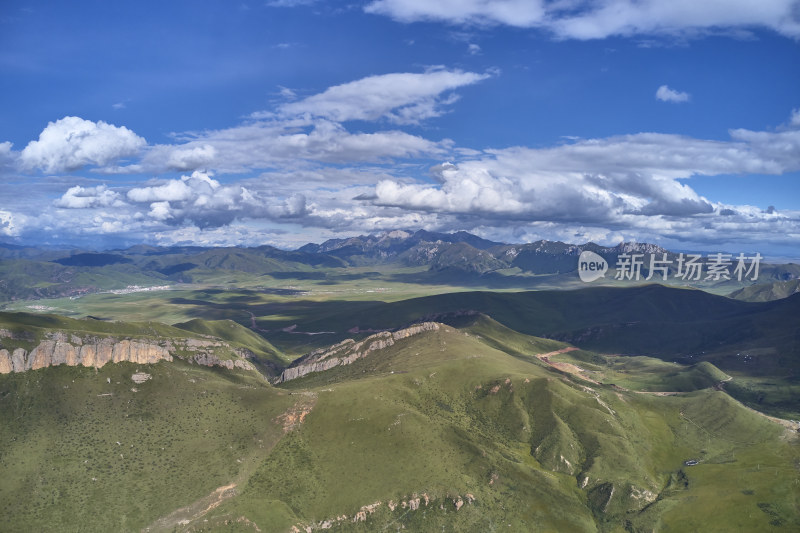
[131,372,152,384]
[292,492,473,531]
[276,322,440,383]
[0,338,172,373]
[190,352,255,371]
[0,332,258,375]
[0,328,35,342]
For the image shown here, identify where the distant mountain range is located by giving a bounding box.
[296,229,671,273]
[1,230,798,302]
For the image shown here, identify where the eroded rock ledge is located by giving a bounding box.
[290,492,475,532]
[0,331,255,374]
[0,337,171,373]
[276,322,440,383]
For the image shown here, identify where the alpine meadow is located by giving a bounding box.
[1,1,799,532]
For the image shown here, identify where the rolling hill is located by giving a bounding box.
[1,315,797,532]
[2,311,799,532]
[253,285,800,375]
[730,278,800,302]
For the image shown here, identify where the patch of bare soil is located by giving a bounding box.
[276,392,318,433]
[143,483,239,532]
[535,347,599,383]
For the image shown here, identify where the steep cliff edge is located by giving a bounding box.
[276,322,440,383]
[0,336,171,373]
[0,330,256,374]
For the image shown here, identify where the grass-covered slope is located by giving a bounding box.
[1,314,798,532]
[0,245,347,303]
[0,361,296,533]
[173,318,288,367]
[0,259,168,301]
[271,285,800,376]
[198,322,799,532]
[730,278,800,302]
[0,311,202,352]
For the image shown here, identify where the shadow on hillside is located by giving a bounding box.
[267,271,384,283]
[168,294,383,327]
[386,268,563,289]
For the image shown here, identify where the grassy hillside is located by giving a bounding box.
[0,361,295,533]
[0,245,347,303]
[206,322,799,532]
[240,285,799,376]
[173,318,288,367]
[1,316,798,532]
[0,259,168,301]
[730,279,800,302]
[35,283,795,412]
[5,237,796,309]
[13,282,795,415]
[444,288,789,358]
[0,311,202,349]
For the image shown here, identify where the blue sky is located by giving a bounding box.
[0,0,799,257]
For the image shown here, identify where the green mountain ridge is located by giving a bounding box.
[210,319,800,532]
[267,285,800,375]
[1,306,798,531]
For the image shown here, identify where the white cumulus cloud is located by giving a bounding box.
[0,210,23,237]
[370,126,800,226]
[365,0,800,39]
[144,119,448,173]
[125,171,297,228]
[548,0,800,40]
[0,141,16,172]
[0,141,13,159]
[365,0,546,27]
[127,171,222,203]
[54,185,124,209]
[790,108,800,127]
[656,85,690,103]
[20,116,146,172]
[148,201,174,221]
[166,144,217,171]
[276,68,491,124]
[23,70,481,176]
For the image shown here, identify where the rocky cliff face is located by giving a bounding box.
[0,331,257,375]
[276,322,439,383]
[165,337,258,371]
[190,352,255,371]
[0,337,172,373]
